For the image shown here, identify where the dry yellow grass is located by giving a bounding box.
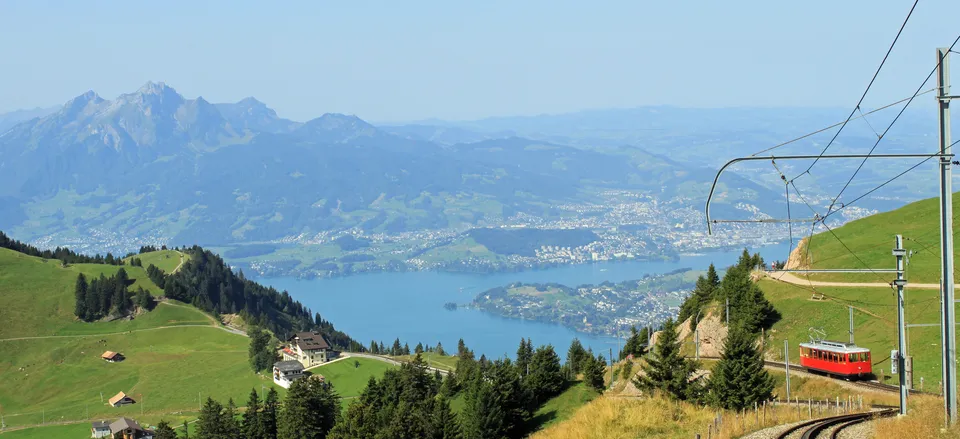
[530,394,821,439]
[873,395,960,439]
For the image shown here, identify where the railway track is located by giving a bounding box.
[773,408,897,439]
[759,360,928,395]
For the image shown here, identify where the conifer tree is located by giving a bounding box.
[74,273,88,318]
[461,380,505,439]
[243,389,262,439]
[584,354,606,391]
[566,338,588,375]
[415,342,424,354]
[436,342,446,356]
[403,342,411,356]
[195,398,226,439]
[516,338,533,377]
[708,324,773,410]
[278,378,340,439]
[260,388,279,439]
[525,344,564,400]
[224,398,241,439]
[154,421,177,439]
[633,318,698,400]
[392,338,403,356]
[430,395,462,439]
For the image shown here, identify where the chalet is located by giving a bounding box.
[91,420,111,438]
[273,360,305,388]
[282,331,333,368]
[109,417,154,439]
[108,392,136,407]
[101,351,124,362]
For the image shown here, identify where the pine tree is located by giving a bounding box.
[278,378,340,439]
[154,421,177,439]
[633,318,698,400]
[195,398,226,439]
[260,388,279,439]
[583,354,606,391]
[403,342,411,356]
[392,338,403,356]
[515,338,532,377]
[224,398,241,439]
[182,420,190,439]
[249,326,273,373]
[415,342,424,354]
[436,342,446,356]
[708,324,774,410]
[566,338,588,375]
[525,344,564,400]
[461,380,505,439]
[243,389,262,439]
[74,273,88,319]
[430,395,462,439]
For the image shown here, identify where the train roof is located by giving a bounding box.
[799,340,870,354]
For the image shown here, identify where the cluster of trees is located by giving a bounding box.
[633,317,774,410]
[366,340,447,356]
[677,250,778,334]
[138,245,168,253]
[565,338,606,391]
[0,230,125,265]
[158,246,363,349]
[73,270,152,321]
[173,378,339,439]
[248,326,279,373]
[633,249,777,410]
[618,325,650,360]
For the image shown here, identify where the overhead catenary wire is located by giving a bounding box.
[748,89,935,158]
[792,0,920,180]
[827,34,960,214]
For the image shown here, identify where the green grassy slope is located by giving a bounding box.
[760,279,943,384]
[0,247,391,434]
[0,248,181,339]
[125,250,187,273]
[391,352,459,371]
[528,382,600,431]
[309,358,398,403]
[804,193,960,283]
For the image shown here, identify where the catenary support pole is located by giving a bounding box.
[785,340,791,404]
[849,306,855,344]
[895,235,908,416]
[938,46,957,425]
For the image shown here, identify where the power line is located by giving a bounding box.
[792,0,920,180]
[822,141,960,222]
[749,89,935,158]
[828,34,960,214]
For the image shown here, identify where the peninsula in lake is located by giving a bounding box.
[470,269,698,335]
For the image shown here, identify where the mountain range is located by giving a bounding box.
[6,81,917,254]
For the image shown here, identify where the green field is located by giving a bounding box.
[391,352,460,371]
[309,358,398,402]
[0,247,394,435]
[528,382,600,431]
[124,250,187,274]
[803,193,960,284]
[759,279,943,383]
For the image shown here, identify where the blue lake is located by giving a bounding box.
[257,242,791,361]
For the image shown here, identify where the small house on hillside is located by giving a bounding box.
[108,392,136,407]
[282,331,335,368]
[101,351,124,362]
[273,360,305,388]
[109,417,154,439]
[91,420,111,438]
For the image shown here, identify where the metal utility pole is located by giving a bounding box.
[938,46,957,425]
[785,340,791,404]
[894,234,908,415]
[726,297,730,326]
[849,306,855,344]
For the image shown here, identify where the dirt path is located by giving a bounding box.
[765,270,948,290]
[172,251,186,273]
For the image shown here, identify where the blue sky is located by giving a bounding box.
[0,0,957,122]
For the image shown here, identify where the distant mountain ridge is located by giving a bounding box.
[0,82,783,254]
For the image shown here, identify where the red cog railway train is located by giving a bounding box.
[798,340,872,378]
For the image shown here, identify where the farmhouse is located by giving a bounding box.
[108,391,136,407]
[91,420,111,438]
[108,417,154,439]
[101,351,124,362]
[282,331,334,367]
[272,360,305,388]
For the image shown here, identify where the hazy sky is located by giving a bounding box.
[0,0,957,122]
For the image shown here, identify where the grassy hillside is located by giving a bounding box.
[391,352,459,371]
[0,246,390,434]
[125,249,187,273]
[803,192,960,283]
[759,278,943,385]
[309,358,398,403]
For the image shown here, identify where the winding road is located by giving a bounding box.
[766,270,948,290]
